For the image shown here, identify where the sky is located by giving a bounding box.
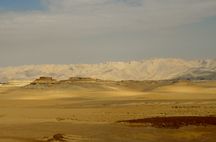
[0,0,43,11]
[0,0,216,67]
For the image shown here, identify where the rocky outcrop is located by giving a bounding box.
[69,77,97,81]
[30,77,57,85]
[27,77,102,88]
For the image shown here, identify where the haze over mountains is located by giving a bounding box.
[0,58,216,83]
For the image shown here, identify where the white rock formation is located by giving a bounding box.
[0,58,215,82]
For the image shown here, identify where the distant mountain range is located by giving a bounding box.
[0,58,216,82]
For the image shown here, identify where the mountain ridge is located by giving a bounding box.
[0,58,216,82]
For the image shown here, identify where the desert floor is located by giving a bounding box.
[0,80,216,142]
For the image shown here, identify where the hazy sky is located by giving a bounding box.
[0,0,216,67]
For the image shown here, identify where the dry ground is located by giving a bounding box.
[0,80,215,142]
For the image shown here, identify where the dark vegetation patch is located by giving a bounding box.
[117,116,216,129]
[171,105,201,109]
[41,133,66,142]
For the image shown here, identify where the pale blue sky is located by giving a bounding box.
[0,0,43,11]
[0,0,216,67]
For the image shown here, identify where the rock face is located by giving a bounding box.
[0,58,216,82]
[68,77,97,81]
[31,77,57,85]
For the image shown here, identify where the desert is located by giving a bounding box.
[1,1,216,141]
[0,75,215,142]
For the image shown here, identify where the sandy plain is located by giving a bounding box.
[0,79,216,142]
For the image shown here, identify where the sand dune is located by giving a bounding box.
[0,78,215,142]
